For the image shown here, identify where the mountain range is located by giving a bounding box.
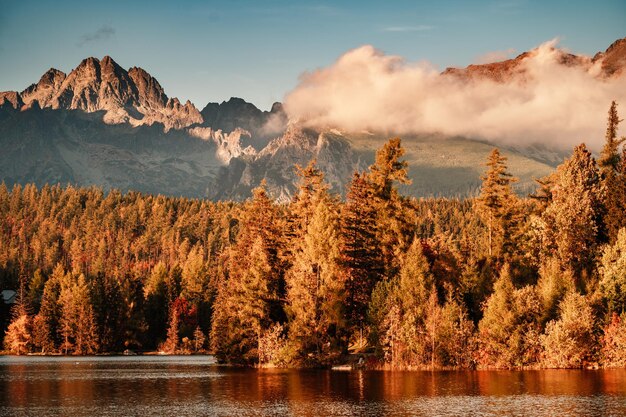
[1,38,625,200]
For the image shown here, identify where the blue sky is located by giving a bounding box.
[0,0,624,110]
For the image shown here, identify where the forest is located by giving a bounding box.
[1,102,625,370]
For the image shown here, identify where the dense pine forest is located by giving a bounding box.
[1,102,625,370]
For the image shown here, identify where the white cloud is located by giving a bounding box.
[284,40,626,151]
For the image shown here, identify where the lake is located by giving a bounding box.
[0,355,625,416]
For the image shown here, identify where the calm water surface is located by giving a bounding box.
[0,355,625,416]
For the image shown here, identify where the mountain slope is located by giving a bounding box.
[1,38,624,200]
[0,107,224,197]
[212,126,559,201]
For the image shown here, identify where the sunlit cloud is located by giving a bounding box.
[284,39,626,151]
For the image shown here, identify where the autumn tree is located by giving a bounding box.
[58,273,100,355]
[536,258,575,323]
[162,302,180,353]
[541,144,603,285]
[369,239,433,367]
[601,313,626,367]
[478,265,542,368]
[4,285,32,355]
[32,264,64,353]
[541,291,597,368]
[599,228,626,314]
[285,166,346,364]
[211,183,284,364]
[367,138,413,279]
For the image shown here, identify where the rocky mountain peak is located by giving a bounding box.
[128,66,168,109]
[20,68,67,108]
[0,91,24,109]
[200,97,287,143]
[8,56,202,130]
[593,37,626,77]
[442,39,623,82]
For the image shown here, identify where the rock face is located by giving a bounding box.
[188,126,257,164]
[200,98,287,148]
[593,38,626,77]
[15,56,202,130]
[0,91,24,109]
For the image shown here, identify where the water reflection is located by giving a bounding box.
[0,356,625,416]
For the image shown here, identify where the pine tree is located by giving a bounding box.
[162,302,180,353]
[536,258,575,323]
[285,179,346,363]
[341,172,383,335]
[32,264,64,353]
[599,101,626,243]
[144,262,169,349]
[367,138,413,279]
[476,148,518,258]
[210,182,285,364]
[181,243,207,302]
[599,101,623,173]
[368,137,411,200]
[193,326,206,352]
[370,239,434,367]
[542,144,603,284]
[477,265,542,368]
[58,273,99,354]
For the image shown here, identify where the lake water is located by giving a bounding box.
[0,355,625,416]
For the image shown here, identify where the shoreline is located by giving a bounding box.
[0,353,618,371]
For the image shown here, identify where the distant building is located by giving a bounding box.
[1,290,16,305]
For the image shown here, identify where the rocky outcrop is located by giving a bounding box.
[593,38,626,77]
[0,91,24,109]
[211,124,363,201]
[188,126,256,163]
[200,97,287,145]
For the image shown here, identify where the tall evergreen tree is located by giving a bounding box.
[210,183,284,364]
[476,148,518,258]
[367,138,413,279]
[341,172,383,334]
[599,101,625,243]
[542,144,603,284]
[285,168,346,363]
[32,264,64,353]
[58,273,99,355]
[369,239,434,367]
[477,265,542,368]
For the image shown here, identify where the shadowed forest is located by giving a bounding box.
[1,102,625,370]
